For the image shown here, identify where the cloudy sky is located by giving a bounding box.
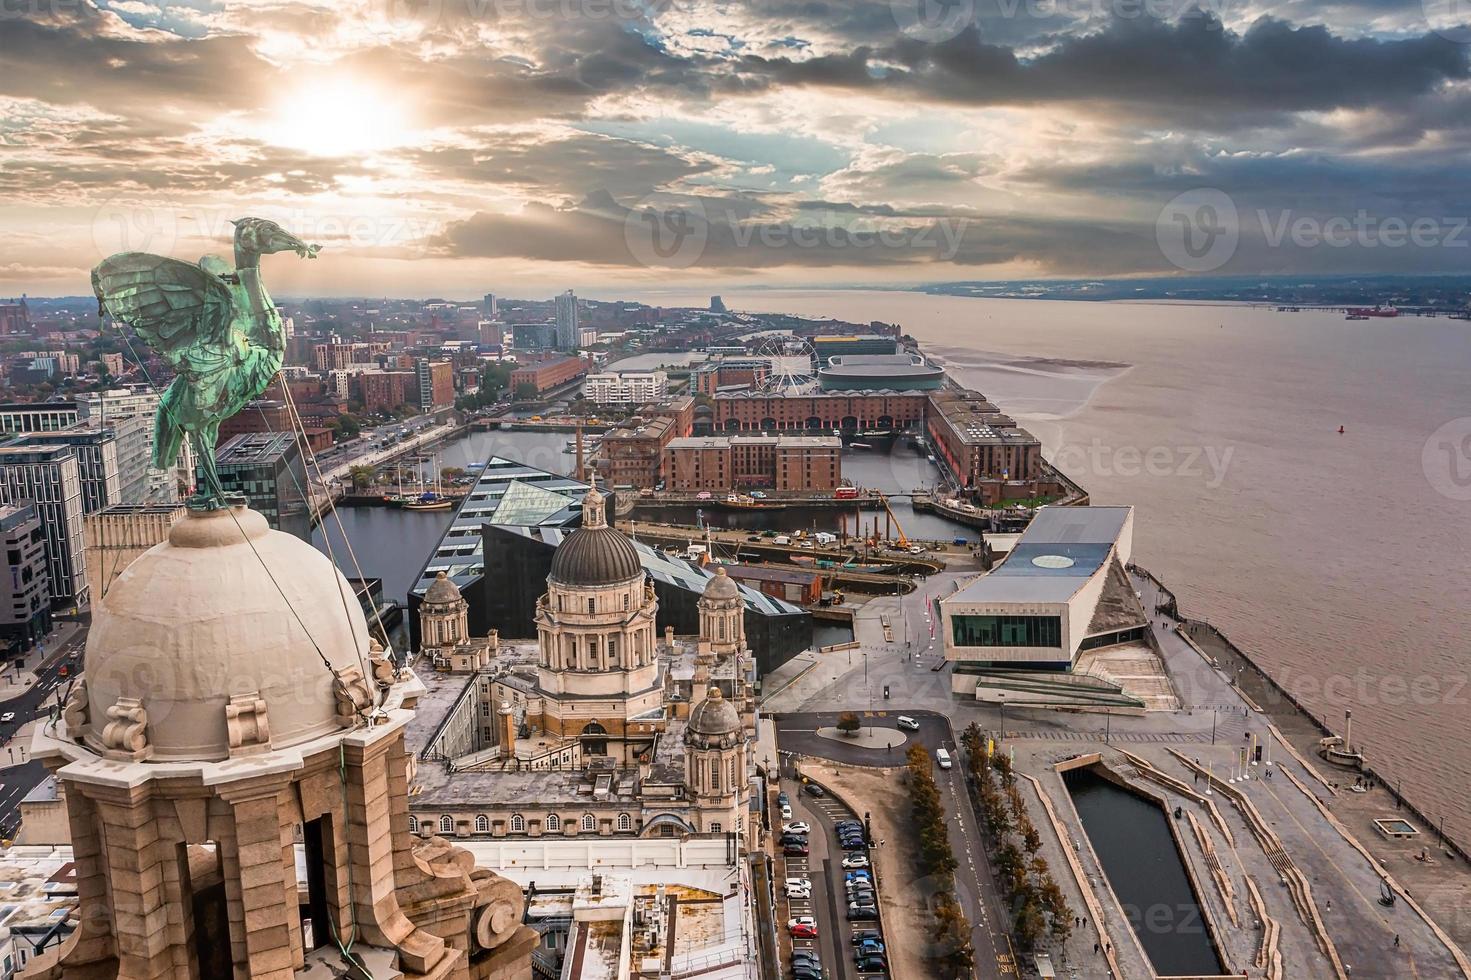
[2,0,1468,296]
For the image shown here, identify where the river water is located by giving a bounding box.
[638,288,1471,841]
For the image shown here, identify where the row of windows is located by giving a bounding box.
[951,614,1063,648]
[410,812,637,835]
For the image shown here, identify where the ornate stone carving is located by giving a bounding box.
[224,692,271,756]
[62,678,90,740]
[100,696,150,759]
[332,664,374,725]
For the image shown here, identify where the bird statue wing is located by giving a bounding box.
[91,252,234,369]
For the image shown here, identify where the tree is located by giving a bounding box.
[348,465,377,491]
[836,712,861,736]
[515,381,538,400]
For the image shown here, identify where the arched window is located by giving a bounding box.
[718,618,725,640]
[408,816,419,834]
[710,822,722,833]
[581,813,596,832]
[511,814,525,833]
[623,592,630,611]
[710,760,720,791]
[546,813,560,832]
[439,815,453,834]
[475,814,490,833]
[617,812,632,832]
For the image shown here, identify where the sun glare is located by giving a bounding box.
[269,79,409,157]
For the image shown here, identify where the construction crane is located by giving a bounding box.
[876,492,911,550]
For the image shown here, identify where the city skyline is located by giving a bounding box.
[3,0,1470,297]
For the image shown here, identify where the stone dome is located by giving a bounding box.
[83,505,371,762]
[688,687,741,738]
[424,570,463,605]
[548,483,642,588]
[702,566,740,600]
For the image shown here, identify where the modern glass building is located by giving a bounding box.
[208,432,310,542]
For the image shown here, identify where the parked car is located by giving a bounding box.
[777,791,790,806]
[787,916,817,930]
[855,940,886,955]
[896,716,920,731]
[782,821,811,835]
[793,967,824,980]
[848,907,878,922]
[791,922,819,939]
[696,491,712,500]
[783,843,809,856]
[780,804,794,821]
[791,952,821,967]
[803,784,826,797]
[848,901,878,914]
[0,712,13,723]
[845,870,872,882]
[841,854,870,869]
[851,929,883,944]
[761,529,777,537]
[855,954,889,972]
[786,885,812,899]
[834,820,862,832]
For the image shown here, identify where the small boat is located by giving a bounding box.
[1345,314,1369,321]
[403,493,453,511]
[849,441,873,450]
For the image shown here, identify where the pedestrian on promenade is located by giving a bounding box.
[1094,943,1100,954]
[1105,943,1111,954]
[1394,934,1400,947]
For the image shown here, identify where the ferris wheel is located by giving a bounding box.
[752,334,818,394]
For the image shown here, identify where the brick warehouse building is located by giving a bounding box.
[510,354,587,396]
[711,390,928,433]
[663,435,841,491]
[926,388,1043,486]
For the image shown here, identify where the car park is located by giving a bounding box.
[855,940,886,956]
[855,954,889,972]
[787,916,816,930]
[848,901,877,914]
[841,854,870,869]
[785,882,812,899]
[782,821,811,835]
[896,716,920,731]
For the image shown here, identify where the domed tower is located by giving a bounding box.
[29,504,536,980]
[533,483,661,759]
[684,687,749,836]
[420,571,495,673]
[698,566,745,659]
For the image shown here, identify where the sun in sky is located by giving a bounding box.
[266,77,411,157]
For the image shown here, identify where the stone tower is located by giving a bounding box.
[28,504,536,980]
[683,687,748,836]
[697,566,744,659]
[420,570,495,673]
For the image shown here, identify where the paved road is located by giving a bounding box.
[0,626,85,836]
[776,711,1015,980]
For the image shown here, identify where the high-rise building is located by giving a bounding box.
[416,357,455,411]
[554,289,578,350]
[0,298,28,336]
[482,292,497,315]
[76,386,189,502]
[0,502,51,652]
[0,444,87,608]
[0,402,77,435]
[208,432,310,542]
[20,428,122,514]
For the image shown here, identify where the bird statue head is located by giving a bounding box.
[230,217,321,259]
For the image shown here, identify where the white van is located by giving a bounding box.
[935,748,952,770]
[773,535,791,545]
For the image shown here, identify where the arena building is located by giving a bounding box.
[817,353,945,391]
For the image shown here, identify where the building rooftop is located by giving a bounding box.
[215,431,298,464]
[949,506,1134,605]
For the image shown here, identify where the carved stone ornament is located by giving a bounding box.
[100,696,151,760]
[332,664,374,725]
[62,678,90,740]
[224,692,272,755]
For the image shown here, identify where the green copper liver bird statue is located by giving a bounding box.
[92,218,320,504]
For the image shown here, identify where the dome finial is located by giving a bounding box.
[582,474,607,530]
